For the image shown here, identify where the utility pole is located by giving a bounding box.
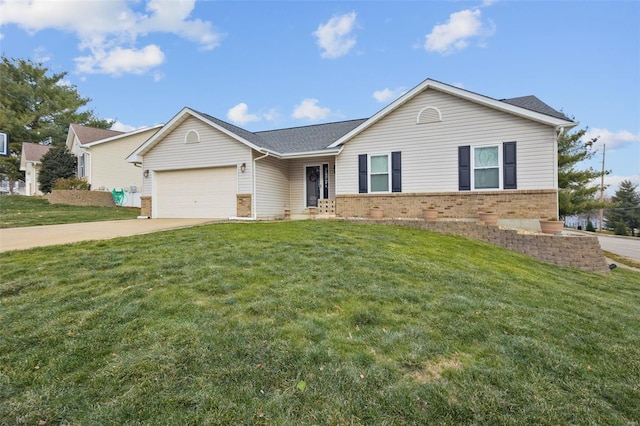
[599,144,606,232]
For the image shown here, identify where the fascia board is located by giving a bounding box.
[328,79,576,148]
[82,125,163,148]
[188,110,267,153]
[327,79,431,148]
[126,108,275,163]
[280,149,341,159]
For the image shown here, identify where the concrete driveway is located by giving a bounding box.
[0,219,218,252]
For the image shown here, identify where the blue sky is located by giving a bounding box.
[1,0,638,193]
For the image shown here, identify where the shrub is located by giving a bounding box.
[614,221,629,236]
[52,177,90,190]
[586,220,596,232]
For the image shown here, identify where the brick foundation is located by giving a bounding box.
[336,190,557,221]
[47,190,116,207]
[350,219,610,275]
[140,196,152,217]
[237,194,252,217]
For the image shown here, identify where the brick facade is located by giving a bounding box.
[336,190,557,220]
[140,196,152,217]
[236,194,252,218]
[47,190,116,207]
[350,219,610,275]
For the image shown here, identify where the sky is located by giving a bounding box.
[1,0,638,194]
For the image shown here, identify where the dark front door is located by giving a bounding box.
[306,166,320,207]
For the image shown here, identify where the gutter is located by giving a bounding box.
[229,150,270,221]
[252,151,270,219]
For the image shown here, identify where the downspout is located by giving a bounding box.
[554,125,565,219]
[252,151,270,219]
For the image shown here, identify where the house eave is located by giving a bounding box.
[280,148,341,159]
[328,79,576,148]
[126,107,268,162]
[82,124,163,149]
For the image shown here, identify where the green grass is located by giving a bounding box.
[1,221,639,425]
[0,195,139,228]
[604,250,640,270]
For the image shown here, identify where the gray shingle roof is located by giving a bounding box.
[255,119,367,153]
[194,108,366,154]
[71,124,123,144]
[501,96,570,121]
[22,142,52,162]
[187,91,569,156]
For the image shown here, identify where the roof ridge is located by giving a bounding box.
[255,118,368,134]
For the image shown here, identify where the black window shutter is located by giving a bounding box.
[458,146,471,191]
[391,151,402,192]
[358,154,368,193]
[503,141,517,189]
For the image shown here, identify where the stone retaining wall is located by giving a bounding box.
[46,190,116,207]
[350,219,610,275]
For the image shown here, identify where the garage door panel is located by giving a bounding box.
[155,167,237,218]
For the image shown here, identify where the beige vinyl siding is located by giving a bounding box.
[337,88,557,194]
[254,152,289,218]
[142,117,253,196]
[88,128,156,192]
[289,156,336,215]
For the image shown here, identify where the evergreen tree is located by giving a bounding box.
[605,180,640,236]
[557,127,608,218]
[0,56,112,187]
[38,146,77,194]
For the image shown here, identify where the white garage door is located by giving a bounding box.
[155,167,237,218]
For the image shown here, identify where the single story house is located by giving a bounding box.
[66,124,162,207]
[126,78,577,230]
[20,142,53,196]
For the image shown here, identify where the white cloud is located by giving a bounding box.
[75,45,165,76]
[313,11,357,59]
[0,0,222,76]
[424,8,495,54]
[372,87,406,103]
[109,120,138,132]
[292,99,332,121]
[227,103,261,125]
[263,108,280,122]
[582,128,640,151]
[602,174,640,196]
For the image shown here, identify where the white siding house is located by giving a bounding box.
[20,142,52,196]
[127,79,576,228]
[65,124,161,207]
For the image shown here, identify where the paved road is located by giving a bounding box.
[594,233,640,262]
[0,218,218,252]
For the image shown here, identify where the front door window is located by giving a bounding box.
[306,166,320,207]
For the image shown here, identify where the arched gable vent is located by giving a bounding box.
[416,106,442,124]
[185,129,200,144]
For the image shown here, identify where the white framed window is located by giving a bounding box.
[0,132,8,156]
[472,145,501,190]
[79,154,85,178]
[369,154,390,192]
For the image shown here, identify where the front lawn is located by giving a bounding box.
[1,221,638,424]
[0,195,139,228]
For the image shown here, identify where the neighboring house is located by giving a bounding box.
[66,124,162,207]
[20,142,53,196]
[126,78,577,230]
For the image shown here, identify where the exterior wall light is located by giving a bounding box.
[143,169,149,178]
[240,163,246,173]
